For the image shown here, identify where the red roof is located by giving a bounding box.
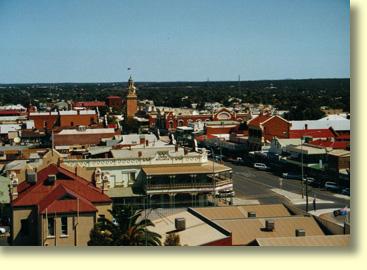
[13,164,111,214]
[248,114,272,127]
[206,126,237,134]
[0,110,23,115]
[107,96,121,99]
[73,101,106,107]
[336,134,350,140]
[288,128,336,139]
[309,140,349,150]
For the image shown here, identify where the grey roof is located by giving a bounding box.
[0,175,11,203]
[290,119,350,131]
[3,160,27,171]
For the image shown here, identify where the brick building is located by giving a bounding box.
[29,110,98,129]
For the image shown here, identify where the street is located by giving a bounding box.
[225,161,350,212]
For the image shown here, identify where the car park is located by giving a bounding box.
[324,181,340,191]
[253,163,270,170]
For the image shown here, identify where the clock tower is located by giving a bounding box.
[126,76,137,120]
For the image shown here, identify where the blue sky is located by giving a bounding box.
[0,0,349,83]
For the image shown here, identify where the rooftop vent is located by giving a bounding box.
[295,229,306,237]
[175,217,186,231]
[248,211,256,218]
[265,220,275,231]
[26,171,37,185]
[48,174,56,185]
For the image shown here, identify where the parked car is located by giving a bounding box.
[308,178,323,188]
[282,173,302,180]
[341,188,350,196]
[324,181,340,191]
[254,163,270,171]
[0,227,6,234]
[234,157,244,165]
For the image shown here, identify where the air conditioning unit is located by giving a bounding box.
[77,125,86,132]
[295,229,306,237]
[248,211,256,218]
[48,174,56,185]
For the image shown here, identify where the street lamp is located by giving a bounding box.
[300,136,309,212]
[210,147,216,206]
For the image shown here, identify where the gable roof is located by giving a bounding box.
[12,164,111,214]
[248,114,272,127]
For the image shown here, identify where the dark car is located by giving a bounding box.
[324,181,340,192]
[341,188,350,196]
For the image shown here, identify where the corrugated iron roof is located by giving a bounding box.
[254,235,350,246]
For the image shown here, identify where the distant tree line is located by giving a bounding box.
[0,78,349,120]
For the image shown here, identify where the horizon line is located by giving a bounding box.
[0,77,350,85]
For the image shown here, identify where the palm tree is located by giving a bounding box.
[164,233,181,246]
[88,205,162,246]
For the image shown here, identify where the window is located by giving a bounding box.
[129,172,136,183]
[61,216,68,236]
[48,217,55,237]
[20,219,29,236]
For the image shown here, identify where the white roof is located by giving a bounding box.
[319,114,348,121]
[150,209,228,246]
[290,119,350,131]
[0,124,21,134]
[119,134,158,145]
[57,128,115,135]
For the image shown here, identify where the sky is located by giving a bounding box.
[0,0,349,83]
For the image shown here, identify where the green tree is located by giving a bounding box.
[88,205,162,246]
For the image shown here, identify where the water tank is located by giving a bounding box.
[175,218,186,231]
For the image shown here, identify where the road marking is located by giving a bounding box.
[334,194,350,200]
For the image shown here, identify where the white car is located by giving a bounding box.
[0,227,6,234]
[253,163,269,170]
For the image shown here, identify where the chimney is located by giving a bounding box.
[26,171,37,185]
[146,140,149,146]
[9,174,19,200]
[248,211,256,218]
[140,136,145,145]
[138,151,142,157]
[265,220,275,231]
[175,144,179,152]
[175,218,186,231]
[295,229,306,237]
[184,148,188,155]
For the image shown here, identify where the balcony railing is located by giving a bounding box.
[145,179,232,191]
